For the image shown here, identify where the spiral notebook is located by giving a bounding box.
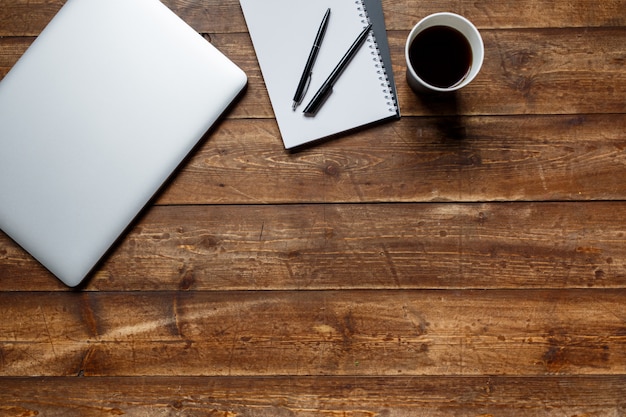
[240,0,399,149]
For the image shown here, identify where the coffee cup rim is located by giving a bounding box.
[405,12,484,92]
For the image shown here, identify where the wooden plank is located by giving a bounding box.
[1,290,625,376]
[4,28,626,116]
[68,202,626,290]
[160,114,626,204]
[1,0,625,36]
[2,202,625,291]
[397,28,626,116]
[1,376,625,416]
[381,0,626,30]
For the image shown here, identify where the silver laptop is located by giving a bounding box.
[0,0,247,286]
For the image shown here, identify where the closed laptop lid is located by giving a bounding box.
[0,0,247,286]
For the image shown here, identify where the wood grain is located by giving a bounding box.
[1,0,625,36]
[2,202,625,291]
[2,290,625,377]
[156,115,626,205]
[1,376,625,416]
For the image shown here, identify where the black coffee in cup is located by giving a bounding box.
[408,25,473,89]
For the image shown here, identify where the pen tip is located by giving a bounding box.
[292,101,297,111]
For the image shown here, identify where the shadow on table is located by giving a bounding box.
[413,91,468,142]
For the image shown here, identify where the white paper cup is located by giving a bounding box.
[405,12,484,93]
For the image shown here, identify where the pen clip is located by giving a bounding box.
[302,73,313,102]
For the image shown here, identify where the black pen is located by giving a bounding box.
[303,23,372,115]
[292,8,331,111]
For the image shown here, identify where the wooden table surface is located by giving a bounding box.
[2,0,626,415]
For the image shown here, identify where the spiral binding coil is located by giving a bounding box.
[355,0,398,113]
